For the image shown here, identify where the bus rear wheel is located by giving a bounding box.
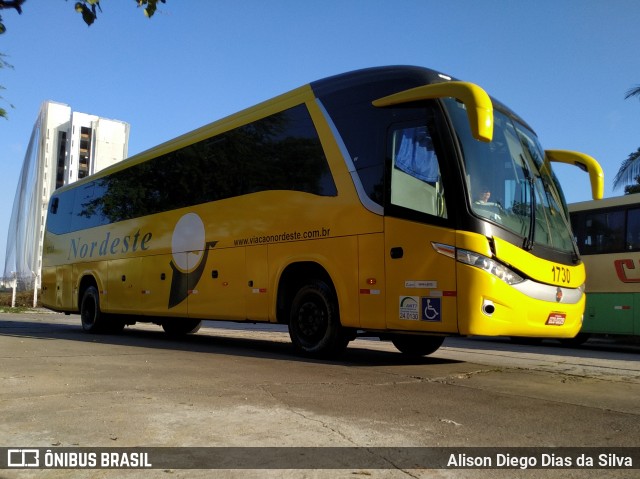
[80,286,124,333]
[80,286,106,333]
[288,280,349,357]
[391,335,444,357]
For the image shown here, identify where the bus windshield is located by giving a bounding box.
[444,98,575,254]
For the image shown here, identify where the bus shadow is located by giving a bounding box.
[0,315,461,367]
[450,335,640,361]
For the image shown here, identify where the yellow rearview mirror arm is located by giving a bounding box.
[373,81,494,142]
[545,149,604,200]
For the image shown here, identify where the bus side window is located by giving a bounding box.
[584,210,625,254]
[390,125,446,218]
[626,208,640,250]
[46,189,76,235]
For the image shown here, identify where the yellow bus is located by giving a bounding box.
[41,66,603,357]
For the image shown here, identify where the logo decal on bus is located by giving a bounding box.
[67,230,153,260]
[399,296,442,322]
[614,259,640,283]
[399,296,420,320]
[168,213,217,308]
[422,298,441,321]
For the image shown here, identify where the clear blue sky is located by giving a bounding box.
[1,0,639,270]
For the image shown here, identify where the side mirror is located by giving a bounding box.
[545,150,604,200]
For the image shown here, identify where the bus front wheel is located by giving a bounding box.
[391,335,444,357]
[288,281,349,357]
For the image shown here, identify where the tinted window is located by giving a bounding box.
[47,104,335,234]
[389,124,446,218]
[573,210,625,254]
[47,189,75,235]
[626,208,640,250]
[327,102,441,208]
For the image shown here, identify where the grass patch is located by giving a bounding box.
[0,306,33,314]
[0,290,42,310]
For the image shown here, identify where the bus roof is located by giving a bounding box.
[311,65,531,130]
[569,193,640,213]
[51,65,532,195]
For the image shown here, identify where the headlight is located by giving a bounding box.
[456,248,524,285]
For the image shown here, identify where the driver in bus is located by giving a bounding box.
[474,186,502,221]
[475,187,496,206]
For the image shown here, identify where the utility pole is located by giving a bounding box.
[11,271,16,308]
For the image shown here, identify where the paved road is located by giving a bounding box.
[0,312,638,478]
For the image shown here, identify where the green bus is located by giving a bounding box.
[570,194,640,342]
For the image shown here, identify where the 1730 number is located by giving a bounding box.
[551,265,570,284]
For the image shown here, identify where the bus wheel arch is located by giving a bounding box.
[78,275,124,334]
[277,262,351,357]
[276,262,333,324]
[79,280,106,333]
[78,275,97,311]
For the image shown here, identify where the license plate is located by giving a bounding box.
[546,313,566,326]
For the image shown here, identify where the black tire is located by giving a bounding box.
[80,286,106,333]
[391,335,444,357]
[288,280,350,357]
[106,316,127,334]
[162,319,202,336]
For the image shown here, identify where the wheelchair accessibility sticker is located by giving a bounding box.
[399,296,442,322]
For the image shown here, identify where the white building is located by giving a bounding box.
[3,101,130,290]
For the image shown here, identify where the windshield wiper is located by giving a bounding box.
[520,154,536,251]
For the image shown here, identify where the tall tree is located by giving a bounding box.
[0,0,26,34]
[614,148,640,192]
[613,84,640,192]
[625,85,640,101]
[74,0,166,27]
[1,1,166,33]
[0,53,13,118]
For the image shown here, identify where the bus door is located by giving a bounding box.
[383,123,458,334]
[384,218,457,333]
